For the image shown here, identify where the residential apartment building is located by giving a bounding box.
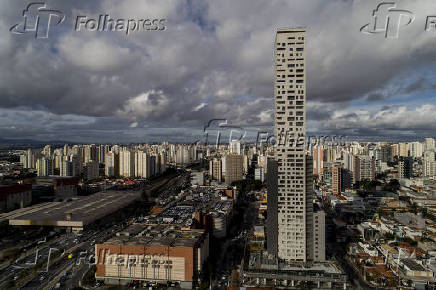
[270,28,315,262]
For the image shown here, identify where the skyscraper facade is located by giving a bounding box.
[105,151,119,177]
[423,151,436,177]
[353,155,375,183]
[332,164,352,195]
[36,157,53,176]
[134,151,150,178]
[209,158,222,182]
[380,145,393,163]
[398,157,413,179]
[332,164,342,195]
[230,140,242,155]
[119,149,134,177]
[272,28,314,262]
[224,154,243,185]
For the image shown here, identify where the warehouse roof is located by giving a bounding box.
[8,191,140,227]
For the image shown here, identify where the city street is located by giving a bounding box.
[213,198,259,289]
[1,172,186,290]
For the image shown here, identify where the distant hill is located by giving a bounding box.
[0,138,77,149]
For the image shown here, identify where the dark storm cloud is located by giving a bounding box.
[1,0,436,142]
[404,78,427,94]
[310,104,436,139]
[365,76,436,102]
[366,93,385,102]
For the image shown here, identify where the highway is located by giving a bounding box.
[10,171,187,289]
[0,170,188,290]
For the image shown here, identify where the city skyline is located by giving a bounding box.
[1,0,436,143]
[2,1,436,289]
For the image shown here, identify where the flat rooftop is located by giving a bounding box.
[277,27,306,33]
[245,251,344,276]
[8,191,141,227]
[104,223,206,248]
[0,202,55,224]
[402,258,426,271]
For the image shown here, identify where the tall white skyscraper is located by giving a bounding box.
[20,149,34,169]
[60,156,72,177]
[119,149,134,177]
[409,142,423,158]
[423,151,436,177]
[269,28,314,262]
[105,151,119,177]
[209,157,222,182]
[42,145,52,157]
[36,157,53,176]
[134,151,150,178]
[425,137,435,151]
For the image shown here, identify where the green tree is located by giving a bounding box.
[4,279,15,289]
[82,265,96,286]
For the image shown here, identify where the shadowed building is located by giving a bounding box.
[0,184,32,213]
[224,154,243,185]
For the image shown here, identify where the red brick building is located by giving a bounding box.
[95,223,209,289]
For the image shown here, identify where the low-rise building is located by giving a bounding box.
[401,258,433,278]
[0,184,32,213]
[95,223,209,289]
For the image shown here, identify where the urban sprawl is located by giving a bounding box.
[0,29,435,290]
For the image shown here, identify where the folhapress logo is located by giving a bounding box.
[10,2,65,39]
[10,2,167,38]
[360,2,414,39]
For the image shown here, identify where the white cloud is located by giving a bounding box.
[318,104,436,132]
[1,0,436,141]
[193,102,207,111]
[57,35,134,71]
[117,90,170,121]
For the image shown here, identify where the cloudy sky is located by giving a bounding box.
[1,0,436,144]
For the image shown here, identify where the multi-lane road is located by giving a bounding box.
[0,171,188,290]
[28,224,124,290]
